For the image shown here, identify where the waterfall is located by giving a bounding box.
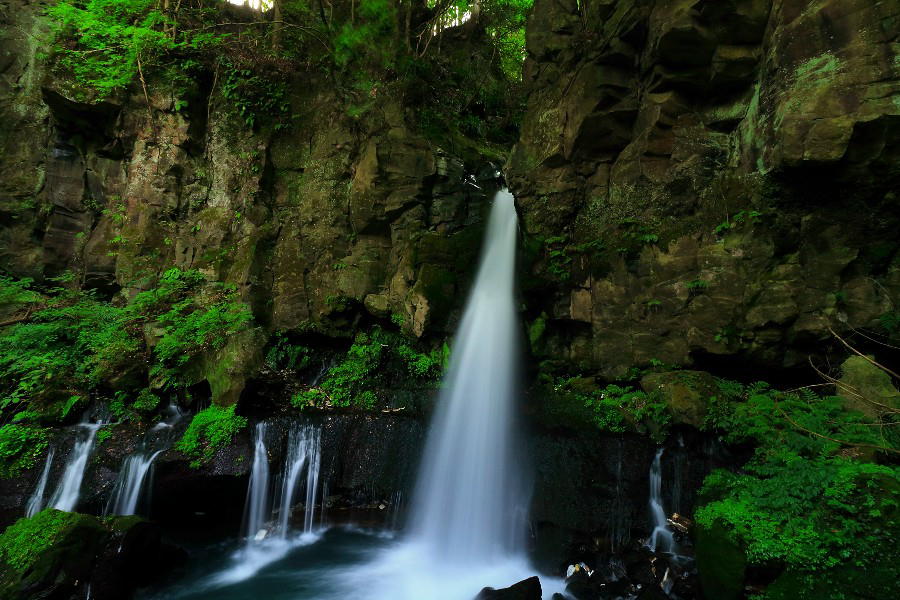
[106,402,184,516]
[105,451,163,516]
[409,188,526,563]
[276,423,321,537]
[244,422,271,541]
[646,448,677,554]
[25,447,55,517]
[325,189,566,599]
[209,420,323,587]
[48,422,103,512]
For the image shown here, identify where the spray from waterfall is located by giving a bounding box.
[210,420,323,587]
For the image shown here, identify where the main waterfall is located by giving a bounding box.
[329,188,562,600]
[409,188,526,562]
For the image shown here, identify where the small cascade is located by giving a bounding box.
[209,420,323,587]
[646,448,677,555]
[105,451,163,516]
[106,402,184,516]
[244,422,271,541]
[25,447,55,517]
[275,423,321,537]
[48,422,103,512]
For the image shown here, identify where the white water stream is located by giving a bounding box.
[25,446,55,517]
[327,189,564,599]
[646,448,677,554]
[211,421,324,587]
[47,422,103,512]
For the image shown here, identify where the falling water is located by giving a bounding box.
[105,451,163,516]
[646,448,677,554]
[276,424,321,537]
[48,422,103,512]
[325,189,566,600]
[244,422,271,541]
[409,188,525,563]
[106,405,183,516]
[25,447,55,517]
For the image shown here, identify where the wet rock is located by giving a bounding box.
[475,575,542,600]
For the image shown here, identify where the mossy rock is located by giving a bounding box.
[0,509,107,599]
[694,518,747,600]
[838,355,900,419]
[640,370,716,428]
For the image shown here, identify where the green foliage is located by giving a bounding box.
[292,327,443,411]
[0,269,253,424]
[879,311,900,337]
[46,0,223,98]
[0,424,50,479]
[543,236,573,282]
[265,332,311,371]
[0,276,41,312]
[0,509,86,573]
[0,291,139,417]
[333,0,396,68]
[714,210,762,236]
[687,279,709,293]
[221,61,290,129]
[697,379,900,581]
[175,404,247,468]
[543,376,672,438]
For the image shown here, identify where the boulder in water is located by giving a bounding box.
[475,575,542,600]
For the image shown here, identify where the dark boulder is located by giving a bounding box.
[475,575,542,600]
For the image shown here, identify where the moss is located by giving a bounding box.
[0,509,103,574]
[175,404,248,468]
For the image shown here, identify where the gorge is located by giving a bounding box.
[1,1,899,600]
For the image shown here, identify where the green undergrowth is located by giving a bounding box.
[537,365,673,439]
[0,269,252,475]
[696,379,900,596]
[292,326,446,411]
[175,404,247,468]
[0,424,50,479]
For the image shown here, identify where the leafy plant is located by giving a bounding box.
[175,404,248,468]
[697,379,900,584]
[0,424,50,479]
[714,210,762,236]
[292,326,444,411]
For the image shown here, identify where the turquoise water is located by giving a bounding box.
[141,526,565,600]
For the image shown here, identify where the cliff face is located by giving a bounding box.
[1,0,497,405]
[508,0,900,378]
